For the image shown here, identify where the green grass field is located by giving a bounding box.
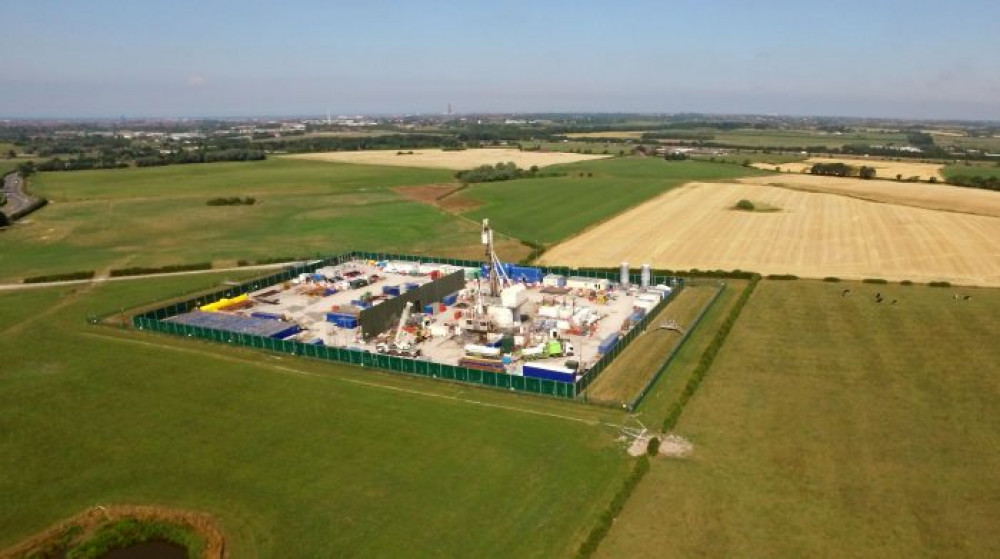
[599,280,1000,557]
[460,158,767,244]
[0,274,633,557]
[585,283,722,406]
[0,159,529,281]
[943,162,1000,180]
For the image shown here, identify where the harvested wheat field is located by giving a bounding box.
[753,157,944,181]
[738,173,1000,217]
[541,182,1000,286]
[284,148,609,170]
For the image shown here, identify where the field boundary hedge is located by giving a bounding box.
[109,262,212,277]
[575,456,650,558]
[23,270,95,283]
[662,275,760,431]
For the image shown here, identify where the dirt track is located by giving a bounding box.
[284,148,608,170]
[541,181,1000,287]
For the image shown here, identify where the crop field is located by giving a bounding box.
[647,128,910,149]
[944,162,1000,180]
[541,180,1000,286]
[599,280,1000,557]
[0,273,634,557]
[584,282,722,406]
[752,156,945,181]
[1,159,529,282]
[283,148,609,170]
[457,158,767,244]
[739,173,1000,217]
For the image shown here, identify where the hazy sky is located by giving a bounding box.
[2,0,999,119]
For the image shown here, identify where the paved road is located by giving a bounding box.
[2,172,37,218]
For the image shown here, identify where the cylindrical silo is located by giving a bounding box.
[641,264,651,289]
[620,262,630,287]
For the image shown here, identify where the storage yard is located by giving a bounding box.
[164,259,676,386]
[150,220,678,391]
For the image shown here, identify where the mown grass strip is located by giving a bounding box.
[662,275,760,431]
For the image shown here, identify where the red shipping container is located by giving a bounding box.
[439,304,446,312]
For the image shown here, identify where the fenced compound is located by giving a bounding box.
[132,250,682,401]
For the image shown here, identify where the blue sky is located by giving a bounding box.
[2,0,998,119]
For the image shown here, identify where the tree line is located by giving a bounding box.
[455,162,562,183]
[810,162,876,179]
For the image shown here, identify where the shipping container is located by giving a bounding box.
[599,333,620,354]
[442,293,459,306]
[326,313,359,328]
[382,285,401,297]
[522,362,576,383]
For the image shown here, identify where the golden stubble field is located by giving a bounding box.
[283,148,609,170]
[739,174,1000,217]
[753,157,944,181]
[541,181,1000,286]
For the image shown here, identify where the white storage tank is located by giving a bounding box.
[641,264,651,289]
[487,306,514,327]
[620,262,630,287]
[501,284,527,309]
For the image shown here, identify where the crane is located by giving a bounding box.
[394,301,414,348]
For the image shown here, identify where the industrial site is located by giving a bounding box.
[162,220,677,385]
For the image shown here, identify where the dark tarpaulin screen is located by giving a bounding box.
[359,270,465,339]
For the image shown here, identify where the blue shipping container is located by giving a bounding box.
[522,363,575,383]
[273,324,301,339]
[326,313,359,329]
[599,333,620,354]
[382,285,401,296]
[424,304,435,315]
[350,299,371,309]
[442,293,458,306]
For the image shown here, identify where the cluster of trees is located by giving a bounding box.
[135,148,265,167]
[259,134,459,153]
[809,162,876,179]
[455,162,555,183]
[206,196,256,206]
[948,174,1000,191]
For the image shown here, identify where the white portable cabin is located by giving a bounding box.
[566,276,612,290]
[542,274,567,287]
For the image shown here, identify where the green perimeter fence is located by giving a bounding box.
[132,250,683,401]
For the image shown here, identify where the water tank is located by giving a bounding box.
[620,262,630,286]
[641,264,651,289]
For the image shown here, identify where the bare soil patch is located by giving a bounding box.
[284,148,609,170]
[393,183,482,213]
[627,433,694,458]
